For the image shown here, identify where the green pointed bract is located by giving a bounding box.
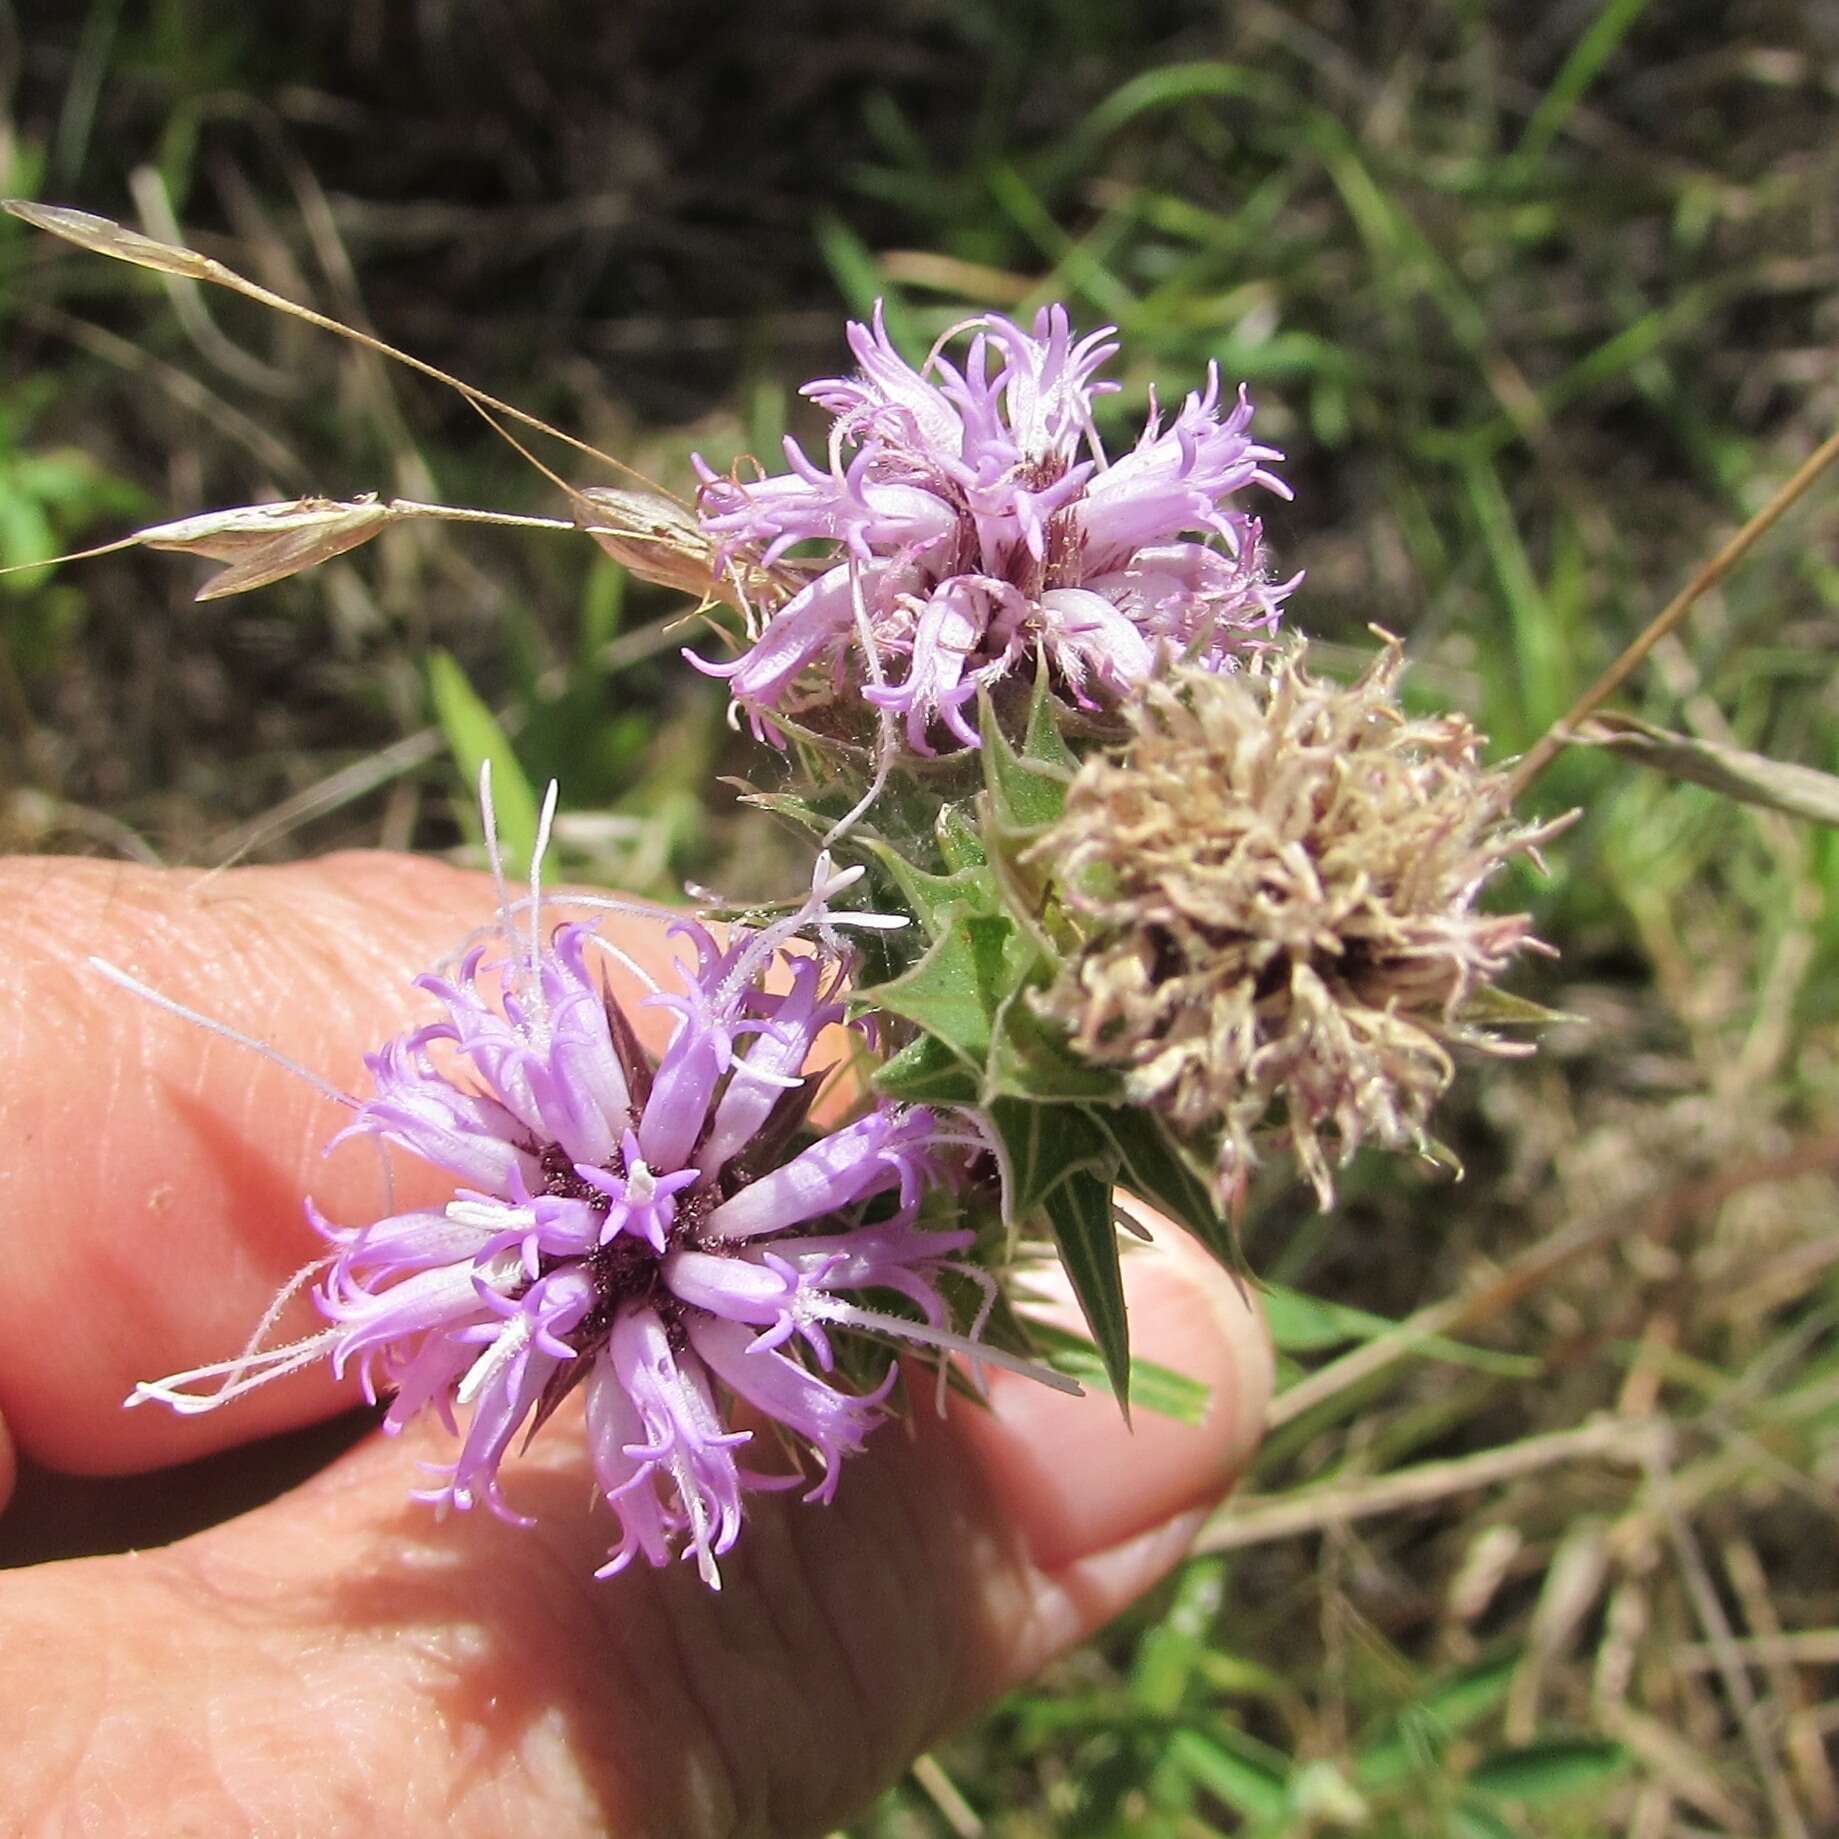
[934,801,988,873]
[1089,1105,1240,1274]
[978,683,1074,833]
[736,785,853,839]
[1021,653,1080,774]
[1042,1169,1132,1416]
[854,913,1036,1073]
[852,838,998,944]
[986,993,1126,1103]
[986,1096,1116,1221]
[873,1033,981,1105]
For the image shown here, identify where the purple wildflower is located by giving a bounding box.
[690,303,1298,752]
[127,778,1071,1587]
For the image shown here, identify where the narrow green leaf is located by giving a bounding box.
[987,1095,1114,1219]
[813,212,918,346]
[0,493,57,592]
[1129,1557,1228,1712]
[1466,1738,1630,1805]
[1462,453,1566,741]
[575,555,625,668]
[1451,1799,1527,1839]
[1163,1728,1289,1824]
[1042,1168,1130,1411]
[1356,1653,1520,1789]
[1514,0,1657,164]
[1261,1287,1372,1354]
[1091,1106,1236,1270]
[1263,1287,1540,1379]
[1028,1320,1210,1424]
[428,649,541,875]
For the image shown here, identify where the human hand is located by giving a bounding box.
[0,852,1270,1838]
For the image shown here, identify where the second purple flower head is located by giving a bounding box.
[692,303,1298,752]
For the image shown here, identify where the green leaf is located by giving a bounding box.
[1356,1653,1520,1789]
[813,211,917,346]
[1263,1286,1541,1380]
[855,837,996,943]
[1263,1287,1540,1379]
[1163,1728,1289,1824]
[872,1031,981,1104]
[1042,1167,1130,1411]
[1466,1738,1629,1805]
[575,555,625,668]
[1451,1800,1527,1839]
[856,913,1035,1071]
[428,649,541,875]
[1091,1106,1237,1270]
[1027,1320,1210,1424]
[1261,1287,1370,1354]
[1129,1556,1228,1712]
[736,786,851,840]
[1513,0,1658,164]
[986,992,1127,1102]
[0,491,57,592]
[987,1095,1115,1219]
[980,685,1073,830]
[934,800,987,872]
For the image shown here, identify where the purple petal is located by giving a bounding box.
[688,1313,887,1504]
[597,1306,749,1586]
[703,1104,938,1240]
[696,955,843,1178]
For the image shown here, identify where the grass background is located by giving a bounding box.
[4,2,1838,1831]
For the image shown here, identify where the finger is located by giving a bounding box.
[0,854,683,1476]
[0,1221,1270,1839]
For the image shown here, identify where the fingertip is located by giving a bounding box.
[950,1221,1271,1574]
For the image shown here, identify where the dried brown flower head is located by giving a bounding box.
[1037,641,1559,1206]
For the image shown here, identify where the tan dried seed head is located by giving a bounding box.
[1037,641,1558,1206]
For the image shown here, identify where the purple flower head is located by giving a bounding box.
[690,303,1299,753]
[128,775,1073,1588]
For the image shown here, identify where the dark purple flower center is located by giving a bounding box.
[529,1134,731,1360]
[536,1139,614,1208]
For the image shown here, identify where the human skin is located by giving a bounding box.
[0,853,1271,1838]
